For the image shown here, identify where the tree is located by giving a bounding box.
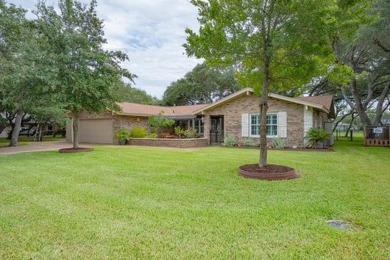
[309,0,389,131]
[335,0,390,129]
[0,1,57,146]
[35,0,135,149]
[114,82,156,105]
[185,0,348,167]
[162,63,240,106]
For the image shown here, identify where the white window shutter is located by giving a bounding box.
[278,112,287,138]
[304,108,313,135]
[242,113,249,137]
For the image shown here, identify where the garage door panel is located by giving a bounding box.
[79,119,113,144]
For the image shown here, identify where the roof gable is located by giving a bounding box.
[195,88,334,115]
[115,89,334,118]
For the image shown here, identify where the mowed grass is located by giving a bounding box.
[0,138,389,258]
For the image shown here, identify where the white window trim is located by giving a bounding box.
[249,113,278,138]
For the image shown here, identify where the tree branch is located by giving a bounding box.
[373,37,390,52]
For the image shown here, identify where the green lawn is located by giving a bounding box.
[0,137,389,258]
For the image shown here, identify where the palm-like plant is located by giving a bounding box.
[305,128,329,148]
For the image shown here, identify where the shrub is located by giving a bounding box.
[129,127,147,138]
[114,128,129,140]
[272,138,285,149]
[185,128,197,138]
[243,138,256,147]
[148,111,175,133]
[224,136,236,147]
[147,133,157,138]
[305,128,329,148]
[174,126,186,138]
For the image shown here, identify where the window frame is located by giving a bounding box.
[249,113,278,138]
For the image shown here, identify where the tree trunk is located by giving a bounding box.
[72,114,80,149]
[373,81,390,125]
[259,59,270,168]
[350,78,372,127]
[344,113,356,137]
[9,110,23,147]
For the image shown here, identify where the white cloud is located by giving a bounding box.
[7,0,202,98]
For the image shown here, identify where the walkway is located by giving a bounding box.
[0,141,75,155]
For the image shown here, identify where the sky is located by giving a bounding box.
[7,0,202,99]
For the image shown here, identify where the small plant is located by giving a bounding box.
[114,128,129,145]
[147,133,157,138]
[224,136,236,147]
[243,138,256,147]
[174,126,186,138]
[148,111,175,133]
[305,128,329,148]
[272,138,285,149]
[185,128,197,138]
[129,127,147,138]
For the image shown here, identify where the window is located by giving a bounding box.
[250,114,278,137]
[190,118,204,134]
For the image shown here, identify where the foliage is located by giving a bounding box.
[0,1,60,146]
[129,127,147,138]
[174,126,197,139]
[223,135,236,147]
[272,138,285,149]
[34,0,135,149]
[185,128,197,138]
[174,126,185,138]
[114,128,129,141]
[184,0,354,167]
[305,128,329,148]
[0,141,389,258]
[243,138,257,147]
[147,133,158,139]
[148,112,175,133]
[114,82,156,105]
[309,0,389,128]
[162,63,241,106]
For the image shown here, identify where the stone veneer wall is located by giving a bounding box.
[203,93,307,147]
[129,138,209,148]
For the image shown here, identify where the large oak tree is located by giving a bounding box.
[35,0,135,149]
[184,0,353,167]
[0,1,58,146]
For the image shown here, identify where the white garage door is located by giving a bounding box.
[79,119,113,144]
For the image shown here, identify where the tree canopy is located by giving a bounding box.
[308,0,389,130]
[114,82,156,105]
[0,0,60,146]
[34,0,135,148]
[185,0,370,166]
[1,0,136,148]
[162,63,241,106]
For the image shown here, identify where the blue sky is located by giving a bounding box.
[7,0,202,98]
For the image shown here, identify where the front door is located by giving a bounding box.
[210,116,224,145]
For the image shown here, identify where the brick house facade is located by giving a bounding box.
[67,88,334,147]
[195,88,334,147]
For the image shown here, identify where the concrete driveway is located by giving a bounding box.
[0,141,75,155]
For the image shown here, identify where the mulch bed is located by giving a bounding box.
[238,164,298,181]
[58,147,93,153]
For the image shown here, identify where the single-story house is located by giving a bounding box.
[66,88,335,147]
[66,103,208,144]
